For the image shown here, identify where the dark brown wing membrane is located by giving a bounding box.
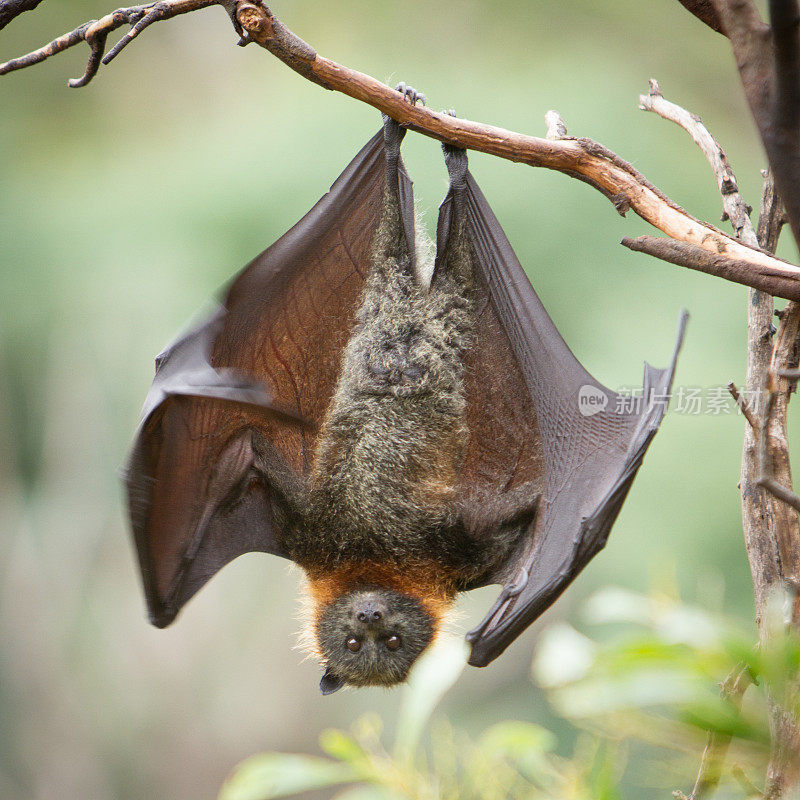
[441,174,687,667]
[126,129,415,627]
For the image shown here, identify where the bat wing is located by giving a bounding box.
[439,173,687,667]
[126,129,415,627]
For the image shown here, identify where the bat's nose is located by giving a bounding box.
[353,593,388,626]
[355,605,383,624]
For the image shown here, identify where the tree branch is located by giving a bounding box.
[621,236,800,300]
[0,0,226,87]
[757,372,800,514]
[635,74,800,798]
[742,168,800,799]
[1,0,798,294]
[711,0,800,252]
[768,0,800,133]
[728,380,760,434]
[677,0,725,34]
[639,78,757,245]
[0,0,43,31]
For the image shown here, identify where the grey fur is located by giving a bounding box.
[316,589,434,688]
[303,188,475,564]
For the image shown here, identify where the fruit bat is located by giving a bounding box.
[126,90,687,693]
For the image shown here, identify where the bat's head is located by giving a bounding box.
[314,588,436,694]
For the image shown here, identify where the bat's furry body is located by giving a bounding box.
[282,139,521,689]
[126,97,686,692]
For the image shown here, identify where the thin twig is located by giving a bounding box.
[675,664,753,800]
[0,0,224,87]
[638,78,757,246]
[1,0,798,292]
[728,381,760,434]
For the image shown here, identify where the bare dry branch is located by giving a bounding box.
[0,0,44,31]
[639,79,757,245]
[0,0,223,87]
[711,0,800,251]
[1,0,798,294]
[621,236,800,300]
[634,77,800,795]
[677,0,725,33]
[757,382,800,512]
[758,170,788,253]
[768,0,800,133]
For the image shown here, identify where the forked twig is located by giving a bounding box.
[0,0,227,87]
[639,78,757,246]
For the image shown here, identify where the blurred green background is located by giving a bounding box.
[1,1,797,798]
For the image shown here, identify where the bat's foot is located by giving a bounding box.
[395,82,425,107]
[383,84,425,156]
[441,108,467,186]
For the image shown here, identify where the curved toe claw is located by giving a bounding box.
[440,109,465,164]
[395,82,426,106]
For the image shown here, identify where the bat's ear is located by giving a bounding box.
[319,668,345,695]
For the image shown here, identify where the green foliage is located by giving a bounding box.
[218,636,620,800]
[221,589,800,799]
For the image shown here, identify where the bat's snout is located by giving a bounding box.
[351,593,388,627]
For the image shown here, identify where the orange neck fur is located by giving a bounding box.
[298,560,458,660]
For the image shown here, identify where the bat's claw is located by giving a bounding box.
[441,108,466,171]
[395,82,426,107]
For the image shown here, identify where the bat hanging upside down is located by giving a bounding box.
[126,86,687,694]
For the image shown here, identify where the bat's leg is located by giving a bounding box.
[373,96,416,275]
[431,116,473,292]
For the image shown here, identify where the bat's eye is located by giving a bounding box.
[346,636,361,653]
[386,635,401,651]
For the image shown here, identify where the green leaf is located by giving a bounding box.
[532,623,596,688]
[393,635,468,765]
[679,698,770,745]
[478,720,557,782]
[585,588,720,648]
[320,728,367,764]
[219,754,359,800]
[550,669,706,718]
[478,721,556,757]
[331,787,402,800]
